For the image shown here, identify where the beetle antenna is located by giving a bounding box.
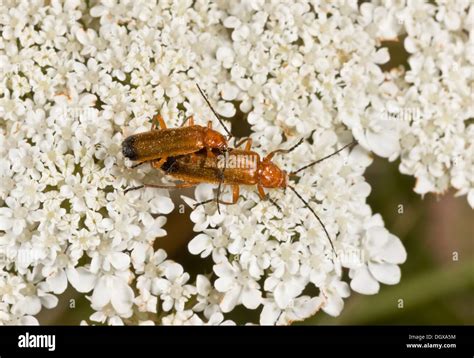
[265,138,305,161]
[192,198,214,210]
[277,137,305,155]
[131,161,148,169]
[216,180,222,214]
[124,181,198,193]
[124,185,144,193]
[268,197,282,211]
[291,141,356,176]
[287,185,337,258]
[196,83,232,139]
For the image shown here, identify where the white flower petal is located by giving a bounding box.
[110,278,134,315]
[214,276,234,293]
[165,263,183,281]
[378,235,407,264]
[260,302,280,325]
[150,197,174,214]
[368,262,401,285]
[414,176,435,195]
[350,266,380,295]
[366,128,400,158]
[40,293,58,309]
[292,297,323,321]
[220,287,241,313]
[0,216,12,231]
[91,277,111,309]
[196,275,211,295]
[188,234,212,256]
[67,267,97,293]
[47,269,68,294]
[322,294,345,317]
[152,278,170,294]
[109,252,131,271]
[468,190,474,209]
[241,287,262,309]
[13,297,41,316]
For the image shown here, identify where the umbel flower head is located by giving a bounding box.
[0,0,468,325]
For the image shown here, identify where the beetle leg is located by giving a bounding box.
[216,185,240,205]
[187,152,200,163]
[231,185,240,203]
[180,115,194,127]
[193,185,240,209]
[257,185,266,200]
[234,137,252,151]
[264,150,283,162]
[154,182,197,189]
[151,158,167,169]
[244,139,252,151]
[152,114,167,130]
[206,147,216,158]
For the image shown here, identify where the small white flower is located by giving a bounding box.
[0,197,29,235]
[321,277,351,317]
[161,310,203,325]
[260,295,324,325]
[214,259,262,312]
[135,248,169,292]
[134,290,158,314]
[188,228,228,263]
[193,274,223,319]
[90,274,134,317]
[264,273,307,310]
[152,263,196,312]
[350,215,407,295]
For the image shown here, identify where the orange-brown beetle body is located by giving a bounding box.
[159,145,288,203]
[122,115,228,167]
[122,124,227,162]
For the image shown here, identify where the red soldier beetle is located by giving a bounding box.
[121,84,232,169]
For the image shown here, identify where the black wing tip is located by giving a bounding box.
[122,136,138,160]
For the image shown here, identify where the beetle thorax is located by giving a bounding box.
[204,130,227,151]
[259,161,287,188]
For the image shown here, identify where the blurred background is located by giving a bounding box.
[36,37,473,326]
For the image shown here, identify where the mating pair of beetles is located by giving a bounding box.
[122,85,354,253]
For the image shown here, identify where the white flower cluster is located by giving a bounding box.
[398,1,473,205]
[0,0,466,325]
[355,1,474,205]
